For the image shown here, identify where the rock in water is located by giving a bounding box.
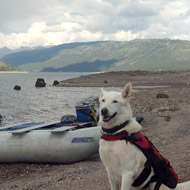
[35,78,46,87]
[53,80,60,86]
[0,114,3,123]
[14,85,21,90]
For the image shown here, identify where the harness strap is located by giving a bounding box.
[143,175,157,189]
[143,173,167,190]
[132,165,151,187]
[154,177,164,190]
[120,133,142,142]
[132,142,154,187]
[152,160,171,190]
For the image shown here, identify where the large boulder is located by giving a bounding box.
[14,85,21,90]
[35,78,46,87]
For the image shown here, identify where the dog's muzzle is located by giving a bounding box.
[101,107,117,122]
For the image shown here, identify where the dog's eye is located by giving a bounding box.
[102,99,105,102]
[112,100,118,103]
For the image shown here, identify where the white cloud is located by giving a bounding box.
[0,22,104,49]
[113,30,140,41]
[1,0,190,49]
[160,1,188,18]
[44,22,83,33]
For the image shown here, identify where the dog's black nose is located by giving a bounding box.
[101,108,108,116]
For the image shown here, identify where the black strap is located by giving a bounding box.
[132,143,154,187]
[102,120,129,134]
[153,161,170,190]
[120,133,142,142]
[143,175,157,189]
[143,173,167,190]
[140,149,169,190]
[132,165,151,187]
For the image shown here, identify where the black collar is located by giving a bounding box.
[102,120,130,134]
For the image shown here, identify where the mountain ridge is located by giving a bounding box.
[1,39,190,72]
[1,41,104,67]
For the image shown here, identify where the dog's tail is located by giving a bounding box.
[177,181,190,190]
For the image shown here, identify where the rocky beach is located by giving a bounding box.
[0,71,190,190]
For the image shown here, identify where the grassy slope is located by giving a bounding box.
[0,61,16,71]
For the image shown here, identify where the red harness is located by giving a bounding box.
[102,130,178,190]
[103,133,130,141]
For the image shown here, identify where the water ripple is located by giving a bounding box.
[0,73,104,126]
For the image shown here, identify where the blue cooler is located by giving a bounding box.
[75,103,96,122]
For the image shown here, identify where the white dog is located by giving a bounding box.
[99,83,190,190]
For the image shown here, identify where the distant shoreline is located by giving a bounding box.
[59,70,190,88]
[0,71,27,73]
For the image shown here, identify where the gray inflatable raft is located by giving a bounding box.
[0,121,101,164]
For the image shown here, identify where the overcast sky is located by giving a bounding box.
[0,0,190,49]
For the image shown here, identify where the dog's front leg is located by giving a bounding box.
[109,178,120,190]
[121,172,134,190]
[107,172,120,190]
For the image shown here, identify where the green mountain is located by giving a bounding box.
[1,41,103,67]
[2,39,190,72]
[0,61,16,71]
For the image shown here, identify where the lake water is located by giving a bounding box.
[0,72,119,127]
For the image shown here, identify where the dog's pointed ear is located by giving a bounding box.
[99,88,105,100]
[122,83,132,101]
[101,88,105,96]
